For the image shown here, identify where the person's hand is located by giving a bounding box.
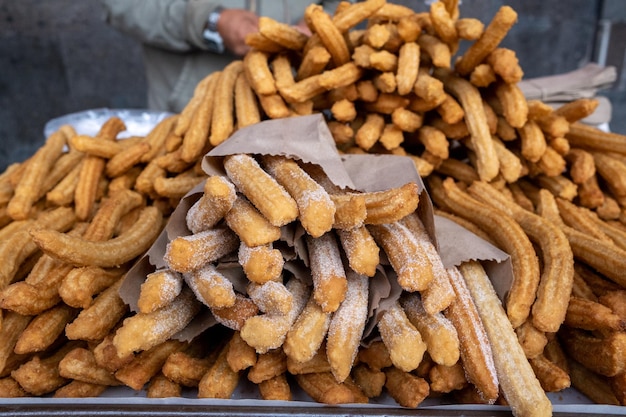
[217,8,259,56]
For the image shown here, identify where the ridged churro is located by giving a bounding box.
[444,266,498,403]
[224,154,298,227]
[326,272,369,382]
[459,261,552,417]
[262,155,335,238]
[306,232,348,313]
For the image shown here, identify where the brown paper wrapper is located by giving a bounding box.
[120,114,513,343]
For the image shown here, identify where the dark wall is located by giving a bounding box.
[0,0,624,172]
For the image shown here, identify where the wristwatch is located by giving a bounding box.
[202,6,225,54]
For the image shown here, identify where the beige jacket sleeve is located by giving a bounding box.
[99,0,220,52]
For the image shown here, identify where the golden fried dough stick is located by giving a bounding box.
[459,261,552,416]
[430,1,458,46]
[564,296,626,332]
[517,119,546,163]
[162,349,216,388]
[262,155,335,238]
[369,221,434,292]
[434,69,499,181]
[562,226,626,288]
[210,293,259,331]
[495,81,528,129]
[146,373,181,398]
[184,263,237,309]
[468,180,574,333]
[593,151,626,200]
[336,226,379,277]
[226,331,257,372]
[297,46,331,81]
[0,206,76,289]
[0,262,74,316]
[0,377,28,398]
[248,281,293,315]
[569,359,620,405]
[455,5,518,76]
[361,182,419,225]
[105,141,150,178]
[529,354,571,393]
[378,301,426,372]
[31,206,162,268]
[58,347,120,386]
[566,122,626,154]
[113,287,201,358]
[175,72,214,136]
[279,74,325,104]
[240,278,309,353]
[351,363,386,398]
[486,47,523,84]
[245,32,284,53]
[400,212,455,313]
[305,232,347,313]
[234,72,261,129]
[565,148,596,184]
[326,272,369,382]
[283,295,331,364]
[556,197,613,243]
[140,115,177,163]
[554,98,599,123]
[259,374,292,401]
[417,33,451,68]
[84,188,144,242]
[561,327,626,377]
[384,366,430,408]
[294,372,355,404]
[224,154,298,227]
[259,16,308,51]
[164,227,239,274]
[153,170,205,200]
[238,241,284,284]
[434,178,539,328]
[59,265,125,309]
[318,62,364,91]
[45,161,83,206]
[243,50,276,96]
[429,362,468,394]
[287,342,332,375]
[137,269,183,314]
[7,128,68,220]
[363,23,390,48]
[180,72,219,162]
[247,348,287,384]
[444,266,499,403]
[65,277,127,342]
[14,303,77,354]
[395,41,420,95]
[306,4,351,66]
[355,112,385,150]
[210,60,244,146]
[401,293,460,367]
[332,0,385,32]
[186,176,237,234]
[225,195,282,247]
[115,339,185,390]
[10,342,80,395]
[515,320,547,359]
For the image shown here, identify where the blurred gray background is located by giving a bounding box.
[1,0,625,172]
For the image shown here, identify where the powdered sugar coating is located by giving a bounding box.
[326,272,369,382]
[184,263,236,309]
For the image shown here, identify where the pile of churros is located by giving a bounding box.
[1,0,626,414]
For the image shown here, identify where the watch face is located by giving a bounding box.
[203,29,225,54]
